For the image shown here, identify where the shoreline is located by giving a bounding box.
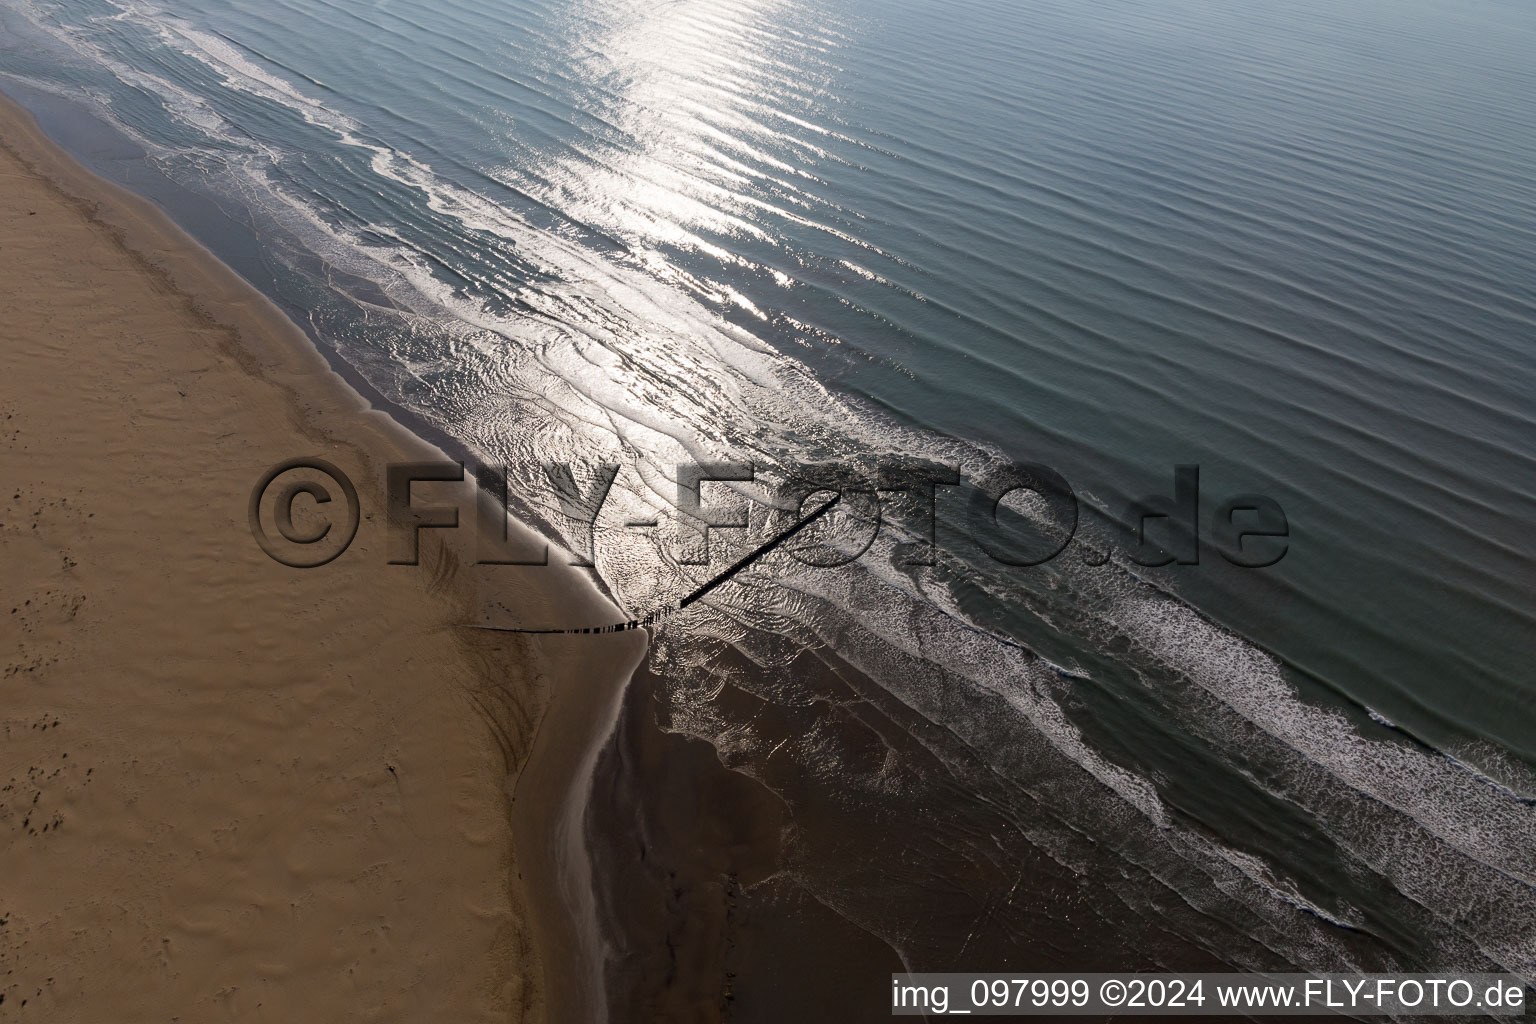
[0,87,642,1020]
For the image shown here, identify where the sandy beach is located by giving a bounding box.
[0,92,642,1021]
[5,0,1533,1014]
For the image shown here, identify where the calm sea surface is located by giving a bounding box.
[4,0,1534,997]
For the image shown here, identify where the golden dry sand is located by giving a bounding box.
[0,96,640,1022]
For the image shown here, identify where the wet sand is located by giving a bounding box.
[586,637,1295,1022]
[0,91,637,1021]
